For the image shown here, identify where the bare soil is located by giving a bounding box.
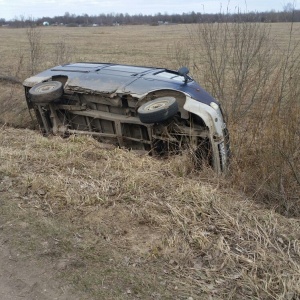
[0,226,84,300]
[0,203,177,299]
[0,193,174,300]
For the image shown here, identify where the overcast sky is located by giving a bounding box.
[0,0,295,21]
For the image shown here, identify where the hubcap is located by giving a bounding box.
[146,101,169,111]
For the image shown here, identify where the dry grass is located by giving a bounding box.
[0,25,190,77]
[0,23,300,298]
[0,126,299,299]
[1,23,299,75]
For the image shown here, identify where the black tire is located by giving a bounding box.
[137,97,178,124]
[29,81,63,103]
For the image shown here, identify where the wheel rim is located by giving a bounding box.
[144,100,169,111]
[35,83,57,93]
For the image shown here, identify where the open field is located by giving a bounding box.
[1,23,300,76]
[0,24,191,76]
[0,23,300,299]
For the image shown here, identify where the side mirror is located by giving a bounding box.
[178,67,190,83]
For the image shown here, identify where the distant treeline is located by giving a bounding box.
[1,9,300,27]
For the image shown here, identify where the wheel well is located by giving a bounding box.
[51,75,68,86]
[140,89,187,119]
[191,113,206,127]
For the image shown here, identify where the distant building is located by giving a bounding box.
[43,21,49,26]
[158,21,169,25]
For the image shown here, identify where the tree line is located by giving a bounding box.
[1,9,300,28]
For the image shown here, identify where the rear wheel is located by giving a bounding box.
[29,81,63,103]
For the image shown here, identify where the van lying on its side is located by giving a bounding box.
[23,63,230,173]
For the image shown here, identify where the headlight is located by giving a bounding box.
[210,102,219,110]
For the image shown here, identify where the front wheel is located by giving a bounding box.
[137,97,178,124]
[29,81,63,103]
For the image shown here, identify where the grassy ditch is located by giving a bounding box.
[1,127,299,299]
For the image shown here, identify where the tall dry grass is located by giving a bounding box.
[172,20,300,216]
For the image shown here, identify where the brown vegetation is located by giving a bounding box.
[187,21,300,216]
[0,22,299,299]
[1,127,299,299]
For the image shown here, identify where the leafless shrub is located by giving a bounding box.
[177,16,300,215]
[26,25,44,75]
[188,21,276,121]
